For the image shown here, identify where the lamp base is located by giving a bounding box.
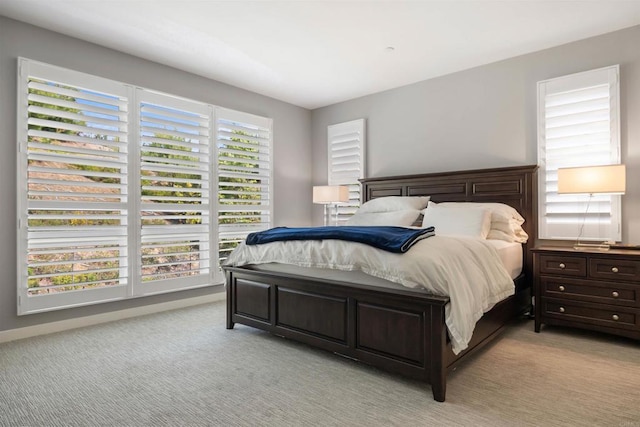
[573,242,610,251]
[322,204,338,227]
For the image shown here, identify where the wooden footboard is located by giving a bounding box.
[225,265,451,401]
[226,266,529,401]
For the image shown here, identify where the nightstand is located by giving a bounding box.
[533,246,640,340]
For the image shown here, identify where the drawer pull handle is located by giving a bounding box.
[612,314,619,321]
[612,291,619,298]
[559,263,566,269]
[558,285,565,292]
[559,307,565,313]
[611,267,619,273]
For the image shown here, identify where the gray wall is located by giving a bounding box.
[3,15,640,334]
[311,25,640,244]
[0,16,312,332]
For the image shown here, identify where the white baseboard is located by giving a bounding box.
[0,292,226,344]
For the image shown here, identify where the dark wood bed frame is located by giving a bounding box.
[224,164,538,402]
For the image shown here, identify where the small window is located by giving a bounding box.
[327,119,366,223]
[537,65,621,241]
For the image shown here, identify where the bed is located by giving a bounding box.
[223,164,538,402]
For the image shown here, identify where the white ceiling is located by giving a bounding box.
[2,1,640,109]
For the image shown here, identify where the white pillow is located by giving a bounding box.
[346,209,421,227]
[421,205,491,239]
[427,201,528,243]
[358,196,430,214]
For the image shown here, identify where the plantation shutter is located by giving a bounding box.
[327,119,366,223]
[18,59,273,314]
[537,65,621,241]
[18,59,131,314]
[137,90,214,294]
[216,108,272,264]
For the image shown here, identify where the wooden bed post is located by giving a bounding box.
[430,301,448,402]
[226,271,235,330]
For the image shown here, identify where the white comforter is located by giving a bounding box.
[225,235,514,354]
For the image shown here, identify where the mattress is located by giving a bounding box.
[486,240,523,280]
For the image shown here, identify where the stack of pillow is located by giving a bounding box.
[421,201,528,243]
[345,196,528,243]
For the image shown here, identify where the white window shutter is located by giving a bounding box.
[17,59,274,315]
[327,119,366,223]
[537,65,621,241]
[17,59,131,314]
[216,108,273,264]
[136,90,214,295]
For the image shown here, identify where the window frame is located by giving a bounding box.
[537,65,621,242]
[16,58,271,314]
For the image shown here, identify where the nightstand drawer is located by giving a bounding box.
[538,254,586,277]
[542,298,638,330]
[590,258,640,282]
[540,276,639,307]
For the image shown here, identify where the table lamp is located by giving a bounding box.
[557,164,625,249]
[313,185,349,226]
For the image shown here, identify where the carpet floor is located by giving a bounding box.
[1,300,638,426]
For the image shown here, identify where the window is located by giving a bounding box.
[137,90,214,296]
[327,119,366,223]
[17,58,272,314]
[537,65,621,241]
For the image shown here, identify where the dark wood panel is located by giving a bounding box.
[277,287,348,342]
[590,258,640,282]
[472,179,521,196]
[357,303,424,364]
[542,297,638,330]
[541,276,638,307]
[368,186,403,200]
[235,279,271,321]
[407,183,466,197]
[538,254,586,277]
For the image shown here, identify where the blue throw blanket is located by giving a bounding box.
[245,226,435,253]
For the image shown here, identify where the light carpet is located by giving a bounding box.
[0,300,638,426]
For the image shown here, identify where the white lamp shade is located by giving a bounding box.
[313,185,349,204]
[557,164,626,195]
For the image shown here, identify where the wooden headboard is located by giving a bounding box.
[361,164,538,286]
